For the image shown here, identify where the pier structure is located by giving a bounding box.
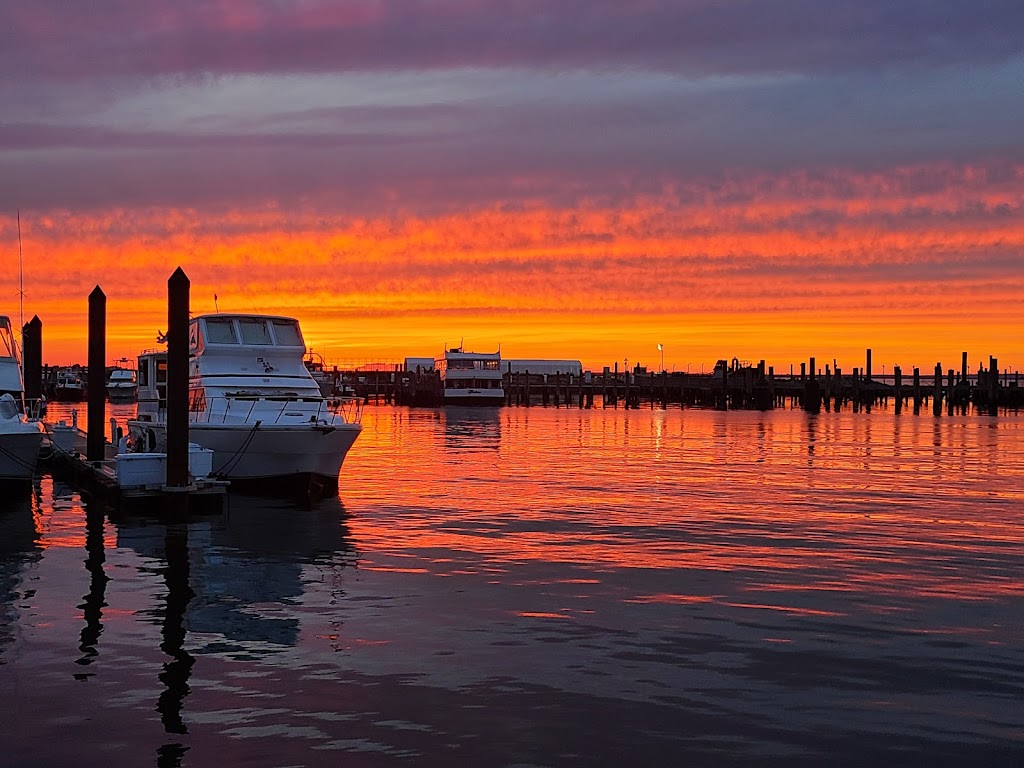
[43,270,227,515]
[311,349,1020,414]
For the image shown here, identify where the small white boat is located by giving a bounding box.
[435,346,505,406]
[127,313,362,492]
[106,365,138,401]
[0,316,44,483]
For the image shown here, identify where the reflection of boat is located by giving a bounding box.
[127,313,363,492]
[435,347,504,406]
[0,316,44,482]
[0,486,40,661]
[106,362,138,402]
[53,368,85,402]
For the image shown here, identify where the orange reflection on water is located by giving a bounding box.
[343,405,1024,612]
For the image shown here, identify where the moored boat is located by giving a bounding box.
[52,368,85,402]
[127,313,362,493]
[106,364,138,402]
[0,315,44,483]
[435,346,504,406]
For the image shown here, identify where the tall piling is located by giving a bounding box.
[22,315,43,408]
[86,287,106,463]
[166,268,191,489]
[988,356,999,414]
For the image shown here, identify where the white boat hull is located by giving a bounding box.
[0,427,44,482]
[128,420,361,489]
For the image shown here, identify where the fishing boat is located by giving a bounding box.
[127,313,362,492]
[106,363,138,402]
[52,368,85,402]
[0,315,44,482]
[435,346,505,406]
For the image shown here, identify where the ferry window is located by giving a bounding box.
[271,320,302,346]
[206,319,238,344]
[239,319,273,344]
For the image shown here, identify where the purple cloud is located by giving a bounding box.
[3,0,1022,80]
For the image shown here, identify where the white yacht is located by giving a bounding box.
[106,364,138,401]
[0,315,44,483]
[127,313,362,492]
[435,347,505,406]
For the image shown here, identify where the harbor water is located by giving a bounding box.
[2,403,1023,766]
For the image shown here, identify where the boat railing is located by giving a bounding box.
[135,394,364,426]
[194,395,363,426]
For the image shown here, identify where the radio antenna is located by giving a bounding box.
[17,209,25,334]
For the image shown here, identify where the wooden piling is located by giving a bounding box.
[87,286,106,463]
[166,268,190,489]
[22,315,42,407]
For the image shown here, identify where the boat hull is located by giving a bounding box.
[0,427,44,482]
[127,420,361,491]
[52,387,85,403]
[442,394,505,406]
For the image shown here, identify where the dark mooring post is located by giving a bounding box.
[22,315,43,407]
[87,287,107,463]
[932,363,943,416]
[988,356,999,414]
[166,268,191,488]
[961,352,968,386]
[894,365,903,414]
[865,348,873,384]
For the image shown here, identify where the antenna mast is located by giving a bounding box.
[17,209,24,333]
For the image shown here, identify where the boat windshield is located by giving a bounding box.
[271,320,302,346]
[238,319,273,345]
[0,322,15,360]
[205,319,239,344]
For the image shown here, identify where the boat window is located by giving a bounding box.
[156,360,168,384]
[0,322,15,360]
[206,318,239,344]
[238,319,273,345]
[271,320,302,346]
[189,388,207,412]
[138,360,149,387]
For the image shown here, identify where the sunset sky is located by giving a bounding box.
[2,1,1022,371]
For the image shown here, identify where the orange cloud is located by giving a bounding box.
[5,162,1022,372]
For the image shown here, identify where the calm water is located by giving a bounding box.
[2,404,1023,766]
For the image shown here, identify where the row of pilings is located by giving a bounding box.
[384,349,1020,414]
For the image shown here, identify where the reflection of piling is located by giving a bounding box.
[166,268,191,492]
[87,287,106,463]
[158,524,195,739]
[22,315,42,406]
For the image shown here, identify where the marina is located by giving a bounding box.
[2,403,1023,766]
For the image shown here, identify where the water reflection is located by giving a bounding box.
[0,484,40,662]
[441,407,501,451]
[74,501,109,679]
[158,524,194,761]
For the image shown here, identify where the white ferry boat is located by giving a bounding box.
[0,315,44,482]
[127,313,362,492]
[435,347,504,406]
